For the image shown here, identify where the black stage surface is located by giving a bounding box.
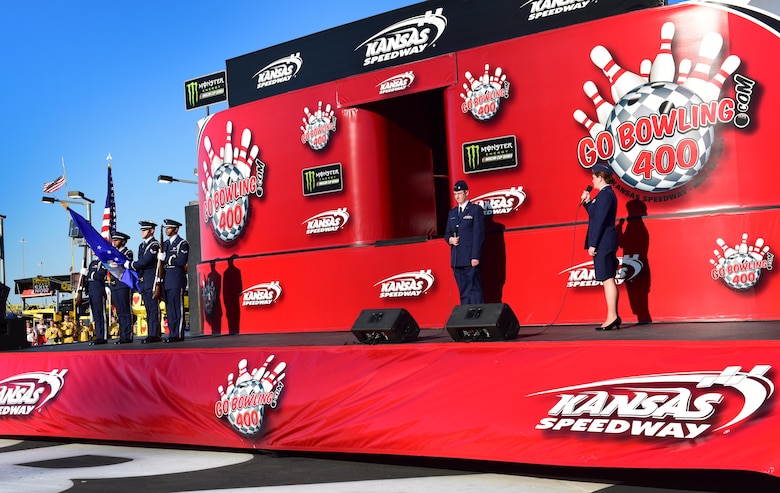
[16,320,780,352]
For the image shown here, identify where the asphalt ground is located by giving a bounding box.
[1,439,779,493]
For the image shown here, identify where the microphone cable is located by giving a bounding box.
[535,188,591,333]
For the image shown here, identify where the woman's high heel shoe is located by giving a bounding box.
[596,316,621,331]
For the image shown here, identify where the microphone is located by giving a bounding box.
[580,185,593,206]
[453,225,459,238]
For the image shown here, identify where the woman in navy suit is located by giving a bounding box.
[581,164,620,331]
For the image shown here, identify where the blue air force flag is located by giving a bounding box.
[64,205,139,291]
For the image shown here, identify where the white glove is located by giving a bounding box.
[157,252,166,261]
[80,267,88,276]
[124,260,130,269]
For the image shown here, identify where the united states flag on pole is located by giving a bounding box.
[43,175,66,194]
[101,166,116,240]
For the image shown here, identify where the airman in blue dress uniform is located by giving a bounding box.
[444,180,485,304]
[159,219,189,342]
[84,257,108,345]
[133,220,163,344]
[109,231,134,344]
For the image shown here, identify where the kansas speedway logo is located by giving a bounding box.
[253,53,303,90]
[530,365,773,440]
[356,8,447,67]
[471,186,526,216]
[303,208,350,235]
[375,270,435,298]
[0,370,68,416]
[241,282,282,306]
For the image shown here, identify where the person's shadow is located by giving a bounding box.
[222,255,243,334]
[202,260,223,334]
[482,215,507,304]
[617,199,652,324]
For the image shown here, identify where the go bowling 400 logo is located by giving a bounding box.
[460,64,509,121]
[215,356,286,437]
[300,101,336,151]
[201,119,267,245]
[574,23,753,195]
[709,233,773,291]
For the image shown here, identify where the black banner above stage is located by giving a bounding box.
[226,0,664,107]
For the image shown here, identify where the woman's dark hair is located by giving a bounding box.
[594,171,615,184]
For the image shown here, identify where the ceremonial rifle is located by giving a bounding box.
[152,224,165,300]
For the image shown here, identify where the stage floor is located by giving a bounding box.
[17,319,780,352]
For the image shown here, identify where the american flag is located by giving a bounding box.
[101,166,116,240]
[43,175,66,194]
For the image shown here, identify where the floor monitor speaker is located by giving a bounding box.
[351,308,420,344]
[446,303,519,341]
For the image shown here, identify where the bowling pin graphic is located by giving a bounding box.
[716,237,737,258]
[590,45,647,103]
[223,121,234,166]
[582,81,614,125]
[236,359,251,384]
[260,362,287,392]
[738,233,749,255]
[676,59,692,85]
[225,373,235,395]
[235,128,253,177]
[640,59,652,81]
[684,32,723,100]
[573,109,605,139]
[650,22,677,82]
[701,54,741,103]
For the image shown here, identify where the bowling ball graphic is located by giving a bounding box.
[719,252,763,291]
[210,163,249,244]
[226,379,266,435]
[606,81,714,192]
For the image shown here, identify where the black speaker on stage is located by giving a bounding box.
[351,308,420,344]
[0,282,8,320]
[446,303,520,341]
[0,318,28,350]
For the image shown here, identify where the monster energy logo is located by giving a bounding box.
[304,170,316,193]
[464,144,481,170]
[461,136,518,174]
[184,71,227,111]
[186,82,199,107]
[302,163,344,196]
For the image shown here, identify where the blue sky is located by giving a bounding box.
[0,0,417,304]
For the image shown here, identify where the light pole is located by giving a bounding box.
[42,193,96,287]
[157,174,198,185]
[156,171,201,336]
[20,238,26,278]
[0,214,6,284]
[66,190,95,224]
[43,193,94,222]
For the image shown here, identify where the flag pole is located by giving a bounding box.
[104,154,114,339]
[61,157,76,319]
[61,157,69,195]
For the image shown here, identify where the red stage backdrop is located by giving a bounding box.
[195,1,779,334]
